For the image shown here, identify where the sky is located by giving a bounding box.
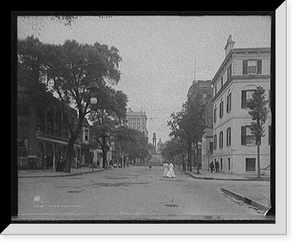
[17,15,271,143]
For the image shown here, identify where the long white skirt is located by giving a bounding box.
[166,168,175,178]
[163,167,169,177]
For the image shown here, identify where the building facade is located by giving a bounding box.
[17,85,81,170]
[187,80,213,170]
[212,36,271,175]
[126,108,148,138]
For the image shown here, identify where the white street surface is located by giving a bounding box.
[18,166,267,221]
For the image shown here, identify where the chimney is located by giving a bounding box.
[225,35,235,57]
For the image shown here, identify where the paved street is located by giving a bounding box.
[17,165,269,221]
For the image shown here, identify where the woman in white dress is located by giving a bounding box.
[166,162,175,178]
[163,161,169,178]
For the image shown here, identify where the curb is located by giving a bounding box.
[182,171,270,182]
[220,187,270,211]
[18,169,106,178]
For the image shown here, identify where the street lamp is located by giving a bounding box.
[87,82,100,105]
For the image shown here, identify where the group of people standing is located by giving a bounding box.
[209,160,220,173]
[163,161,176,178]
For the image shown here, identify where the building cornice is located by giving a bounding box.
[212,47,271,84]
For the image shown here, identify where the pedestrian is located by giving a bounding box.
[210,161,214,173]
[215,160,219,173]
[166,161,175,178]
[163,161,169,178]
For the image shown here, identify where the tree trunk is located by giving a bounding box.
[64,134,77,173]
[195,142,200,174]
[103,150,107,169]
[257,142,261,178]
[101,136,108,169]
[187,140,192,171]
[181,152,186,171]
[64,113,86,173]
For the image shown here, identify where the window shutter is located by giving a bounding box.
[241,91,246,108]
[226,95,229,113]
[229,93,231,112]
[257,59,262,74]
[230,128,232,146]
[243,60,247,75]
[241,126,246,145]
[226,128,229,146]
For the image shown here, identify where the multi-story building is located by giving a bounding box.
[187,80,213,170]
[212,35,271,175]
[126,108,148,138]
[17,84,81,170]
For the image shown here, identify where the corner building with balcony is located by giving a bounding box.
[212,36,271,175]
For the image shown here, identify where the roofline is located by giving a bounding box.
[212,47,271,84]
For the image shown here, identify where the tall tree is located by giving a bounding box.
[162,137,186,165]
[18,37,122,172]
[167,98,207,171]
[187,92,208,171]
[89,87,127,168]
[248,86,269,178]
[167,102,189,171]
[114,126,150,165]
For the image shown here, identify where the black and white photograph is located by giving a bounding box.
[8,7,288,236]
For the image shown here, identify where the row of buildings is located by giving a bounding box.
[17,83,113,170]
[17,86,151,170]
[189,35,271,175]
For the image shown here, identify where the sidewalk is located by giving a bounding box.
[182,169,271,211]
[220,185,270,211]
[182,168,270,181]
[18,167,105,178]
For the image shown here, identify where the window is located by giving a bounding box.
[246,158,256,172]
[219,131,223,149]
[219,101,224,119]
[214,107,217,123]
[228,158,231,171]
[226,127,231,147]
[203,93,207,103]
[241,90,256,109]
[241,126,256,145]
[243,59,262,75]
[226,92,232,113]
[209,142,213,154]
[213,134,217,150]
[247,60,257,74]
[227,64,232,80]
[84,129,89,142]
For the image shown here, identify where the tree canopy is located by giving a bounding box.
[114,126,150,163]
[248,86,269,178]
[17,36,124,172]
[167,96,207,171]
